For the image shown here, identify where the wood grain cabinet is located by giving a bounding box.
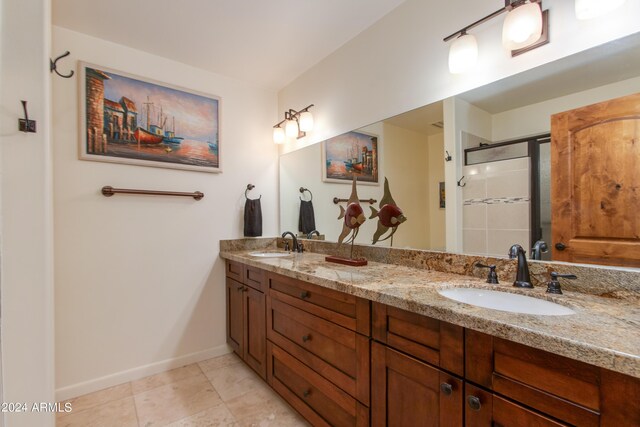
[225,261,266,379]
[466,329,640,426]
[266,272,371,425]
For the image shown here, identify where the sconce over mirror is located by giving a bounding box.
[279,31,640,270]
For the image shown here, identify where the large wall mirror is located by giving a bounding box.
[280,32,640,269]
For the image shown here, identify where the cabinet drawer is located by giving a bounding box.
[466,330,640,427]
[245,264,265,292]
[465,383,569,427]
[267,297,370,405]
[225,260,244,283]
[267,342,369,427]
[372,302,464,376]
[268,272,370,335]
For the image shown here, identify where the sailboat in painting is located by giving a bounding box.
[134,96,164,145]
[163,116,184,144]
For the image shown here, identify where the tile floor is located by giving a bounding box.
[56,353,309,426]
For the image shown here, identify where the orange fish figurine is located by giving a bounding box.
[370,177,407,244]
[337,177,366,244]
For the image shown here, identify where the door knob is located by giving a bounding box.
[302,334,311,343]
[440,383,453,396]
[555,242,566,251]
[300,291,310,299]
[467,395,482,411]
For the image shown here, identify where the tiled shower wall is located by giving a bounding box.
[462,157,530,257]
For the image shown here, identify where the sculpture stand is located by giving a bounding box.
[325,239,368,266]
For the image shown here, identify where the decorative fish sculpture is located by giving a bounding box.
[370,177,407,244]
[337,177,366,245]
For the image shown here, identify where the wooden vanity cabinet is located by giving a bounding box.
[466,329,640,427]
[372,342,463,427]
[371,303,465,426]
[266,272,371,426]
[225,260,267,379]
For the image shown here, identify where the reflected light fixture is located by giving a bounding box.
[575,0,626,20]
[448,32,478,74]
[444,1,549,74]
[272,104,314,143]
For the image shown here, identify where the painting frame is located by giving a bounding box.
[78,61,222,173]
[321,130,380,185]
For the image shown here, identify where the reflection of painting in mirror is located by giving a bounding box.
[322,131,378,184]
[439,182,445,208]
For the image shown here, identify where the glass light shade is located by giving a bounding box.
[298,111,314,132]
[273,126,285,144]
[502,2,543,50]
[575,0,626,19]
[285,119,299,138]
[448,33,478,74]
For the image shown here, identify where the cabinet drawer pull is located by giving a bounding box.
[467,395,482,411]
[303,389,311,398]
[300,291,310,299]
[302,334,311,343]
[236,285,244,291]
[440,382,453,396]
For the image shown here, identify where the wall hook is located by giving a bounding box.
[18,100,36,133]
[457,176,466,187]
[50,51,74,79]
[445,151,452,162]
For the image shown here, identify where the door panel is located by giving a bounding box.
[226,277,244,355]
[551,92,640,267]
[244,286,266,379]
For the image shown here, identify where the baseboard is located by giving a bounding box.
[55,344,232,402]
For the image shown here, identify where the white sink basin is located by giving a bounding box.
[438,288,575,316]
[248,251,292,258]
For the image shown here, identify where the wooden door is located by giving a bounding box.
[371,342,462,427]
[226,277,244,355]
[244,286,266,379]
[551,92,640,267]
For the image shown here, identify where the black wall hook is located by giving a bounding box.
[457,176,466,187]
[18,100,36,133]
[50,51,74,79]
[445,151,452,162]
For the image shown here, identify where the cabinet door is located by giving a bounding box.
[465,384,568,427]
[244,286,266,379]
[372,342,462,427]
[226,277,244,355]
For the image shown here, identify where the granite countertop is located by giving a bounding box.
[220,249,640,379]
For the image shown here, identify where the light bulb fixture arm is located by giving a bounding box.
[273,104,314,139]
[443,0,539,42]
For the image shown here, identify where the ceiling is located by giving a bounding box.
[53,0,406,90]
[383,102,444,136]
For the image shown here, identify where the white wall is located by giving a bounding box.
[278,0,640,154]
[280,121,434,249]
[443,97,492,252]
[0,0,55,425]
[52,27,279,399]
[491,75,640,141]
[427,133,445,250]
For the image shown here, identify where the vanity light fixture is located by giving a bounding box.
[448,32,478,74]
[575,0,626,20]
[444,0,549,74]
[272,104,314,143]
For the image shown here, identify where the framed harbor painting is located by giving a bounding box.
[321,131,379,184]
[79,62,221,173]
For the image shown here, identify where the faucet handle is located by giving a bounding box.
[476,263,499,284]
[546,272,577,294]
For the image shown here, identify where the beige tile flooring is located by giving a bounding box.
[57,353,309,427]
